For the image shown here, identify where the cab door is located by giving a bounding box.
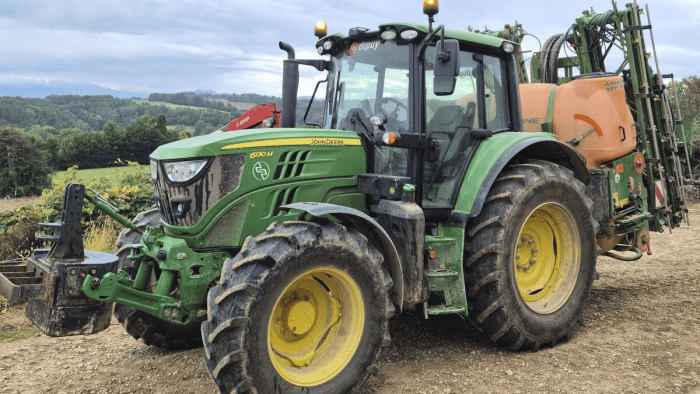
[421,46,511,210]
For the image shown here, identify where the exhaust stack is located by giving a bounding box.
[279,41,298,128]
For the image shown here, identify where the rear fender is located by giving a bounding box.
[454,132,590,219]
[281,202,404,310]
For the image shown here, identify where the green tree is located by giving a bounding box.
[0,127,52,197]
[674,76,700,124]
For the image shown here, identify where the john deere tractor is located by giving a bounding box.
[1,1,685,393]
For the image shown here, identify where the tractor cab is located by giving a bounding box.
[293,7,524,217]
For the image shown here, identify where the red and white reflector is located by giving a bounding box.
[654,180,666,208]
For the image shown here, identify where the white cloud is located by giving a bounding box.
[655,45,700,58]
[1,0,699,96]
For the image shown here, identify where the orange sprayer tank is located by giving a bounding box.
[519,75,636,169]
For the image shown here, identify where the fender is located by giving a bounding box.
[453,132,590,221]
[281,202,404,310]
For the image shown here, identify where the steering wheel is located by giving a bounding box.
[378,97,408,131]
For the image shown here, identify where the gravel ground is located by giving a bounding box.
[1,206,699,394]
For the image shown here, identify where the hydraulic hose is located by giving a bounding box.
[603,247,643,262]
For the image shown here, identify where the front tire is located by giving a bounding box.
[465,160,599,350]
[202,220,394,393]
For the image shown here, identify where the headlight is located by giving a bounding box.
[317,46,324,55]
[163,159,208,183]
[400,29,418,40]
[323,41,334,50]
[150,160,158,180]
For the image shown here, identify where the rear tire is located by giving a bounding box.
[111,209,204,350]
[202,220,394,393]
[465,160,599,350]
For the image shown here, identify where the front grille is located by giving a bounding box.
[153,154,246,227]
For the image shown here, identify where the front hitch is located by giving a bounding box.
[0,183,119,336]
[1,183,226,335]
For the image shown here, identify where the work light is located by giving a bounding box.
[381,29,397,40]
[400,29,419,40]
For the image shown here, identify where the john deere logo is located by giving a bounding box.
[252,161,270,181]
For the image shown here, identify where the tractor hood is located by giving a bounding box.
[150,128,362,161]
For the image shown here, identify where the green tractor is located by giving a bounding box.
[1,2,607,393]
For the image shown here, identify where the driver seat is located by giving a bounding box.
[426,105,464,162]
[442,101,476,165]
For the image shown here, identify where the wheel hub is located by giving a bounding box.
[281,297,316,336]
[513,203,580,314]
[268,267,364,387]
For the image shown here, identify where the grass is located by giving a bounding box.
[84,215,121,253]
[0,295,40,343]
[0,324,40,343]
[52,165,149,188]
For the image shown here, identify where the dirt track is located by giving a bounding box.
[1,207,699,394]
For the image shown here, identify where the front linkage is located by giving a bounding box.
[0,183,228,336]
[84,223,228,326]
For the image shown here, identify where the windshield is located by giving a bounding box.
[327,39,412,177]
[329,40,411,133]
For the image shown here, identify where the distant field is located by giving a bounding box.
[0,196,42,212]
[132,99,206,110]
[167,125,195,134]
[132,99,225,112]
[53,165,149,187]
[132,99,253,113]
[227,102,257,110]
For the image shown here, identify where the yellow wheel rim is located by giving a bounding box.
[513,203,580,314]
[268,266,364,387]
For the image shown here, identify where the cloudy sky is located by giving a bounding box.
[1,0,698,97]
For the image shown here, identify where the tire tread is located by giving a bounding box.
[464,160,598,350]
[203,220,394,393]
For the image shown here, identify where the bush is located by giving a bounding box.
[0,216,40,261]
[0,162,154,260]
[0,127,52,198]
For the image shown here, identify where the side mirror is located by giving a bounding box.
[433,38,460,96]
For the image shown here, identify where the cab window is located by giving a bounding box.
[423,47,508,208]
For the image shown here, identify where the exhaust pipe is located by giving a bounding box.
[279,41,298,128]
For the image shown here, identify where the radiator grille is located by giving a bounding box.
[153,154,246,227]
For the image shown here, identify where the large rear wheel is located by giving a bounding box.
[202,220,394,393]
[111,209,204,350]
[465,160,599,350]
